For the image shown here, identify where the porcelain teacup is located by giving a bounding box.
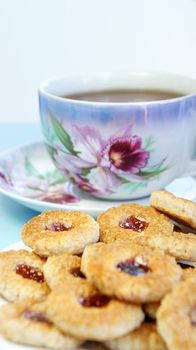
[39,72,196,200]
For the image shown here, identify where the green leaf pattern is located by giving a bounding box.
[50,115,79,156]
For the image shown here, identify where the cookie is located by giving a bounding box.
[150,190,196,229]
[98,204,196,261]
[143,302,160,320]
[22,210,99,257]
[43,253,92,292]
[157,278,196,350]
[81,241,182,303]
[104,322,167,350]
[143,231,196,261]
[44,286,144,341]
[0,250,49,302]
[98,203,174,243]
[0,299,83,349]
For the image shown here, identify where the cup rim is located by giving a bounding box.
[38,71,196,106]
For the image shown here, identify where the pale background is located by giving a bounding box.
[0,0,196,122]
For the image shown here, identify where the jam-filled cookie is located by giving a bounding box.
[81,242,182,303]
[104,322,167,350]
[98,204,196,261]
[157,277,196,350]
[0,299,83,349]
[0,250,49,302]
[98,203,173,243]
[22,210,99,257]
[150,190,196,229]
[43,253,93,292]
[44,286,144,341]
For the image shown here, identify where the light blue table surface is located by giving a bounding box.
[0,123,42,249]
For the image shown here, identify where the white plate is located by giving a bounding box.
[0,142,196,217]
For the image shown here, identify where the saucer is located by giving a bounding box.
[0,142,196,217]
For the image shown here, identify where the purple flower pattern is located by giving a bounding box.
[0,151,80,204]
[49,119,166,195]
[101,136,149,174]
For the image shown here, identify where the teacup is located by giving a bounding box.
[39,72,196,200]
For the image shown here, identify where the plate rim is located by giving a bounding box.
[0,141,148,215]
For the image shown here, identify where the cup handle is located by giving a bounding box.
[182,160,196,177]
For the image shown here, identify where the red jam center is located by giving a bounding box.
[119,216,148,232]
[189,307,196,326]
[117,257,149,276]
[15,264,45,283]
[24,310,52,324]
[80,294,110,307]
[45,221,72,232]
[71,267,85,279]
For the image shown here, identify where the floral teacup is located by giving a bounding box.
[39,73,196,200]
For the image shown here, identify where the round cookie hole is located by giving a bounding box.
[119,216,148,232]
[79,294,110,307]
[15,264,45,283]
[45,221,73,232]
[117,257,150,276]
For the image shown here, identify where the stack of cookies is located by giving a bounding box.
[0,190,196,350]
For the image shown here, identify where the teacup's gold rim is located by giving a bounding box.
[38,71,196,106]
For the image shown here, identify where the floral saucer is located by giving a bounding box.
[0,142,196,217]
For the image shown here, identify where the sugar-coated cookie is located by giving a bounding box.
[150,190,196,229]
[22,210,99,257]
[98,203,173,243]
[0,299,83,349]
[81,242,182,303]
[44,286,144,341]
[0,250,49,302]
[98,204,196,261]
[142,231,196,261]
[157,277,196,350]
